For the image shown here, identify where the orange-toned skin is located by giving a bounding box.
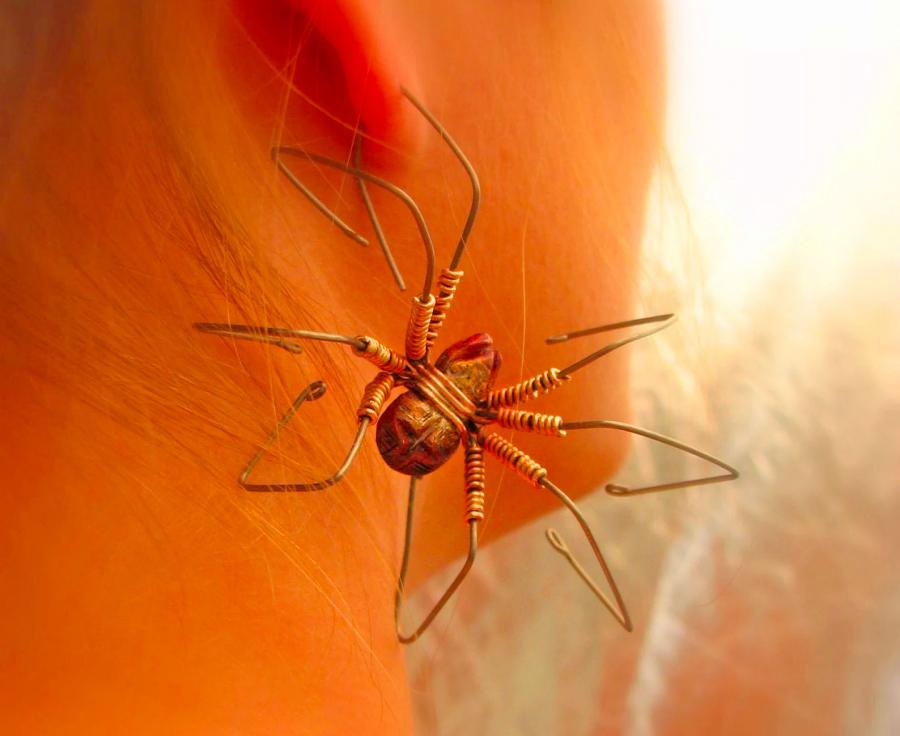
[0,1,663,733]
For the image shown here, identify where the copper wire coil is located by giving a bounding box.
[481,432,547,485]
[465,444,486,492]
[411,362,477,423]
[409,375,468,434]
[357,372,396,421]
[464,443,486,521]
[464,491,485,522]
[405,294,435,361]
[426,268,463,348]
[485,368,567,409]
[354,336,407,373]
[494,408,566,436]
[408,360,477,435]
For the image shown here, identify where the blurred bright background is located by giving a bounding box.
[406,2,900,734]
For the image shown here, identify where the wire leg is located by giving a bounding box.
[193,322,365,352]
[539,477,632,631]
[238,400,372,493]
[549,313,676,378]
[477,431,630,629]
[561,419,739,496]
[482,315,678,410]
[272,147,368,245]
[238,379,371,492]
[400,87,481,270]
[272,145,435,299]
[395,476,479,644]
[352,135,407,292]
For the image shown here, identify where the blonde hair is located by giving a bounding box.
[1,0,406,594]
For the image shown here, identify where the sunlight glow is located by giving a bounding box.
[663,0,900,311]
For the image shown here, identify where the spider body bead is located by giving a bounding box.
[375,333,501,476]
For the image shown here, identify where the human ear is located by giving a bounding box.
[231,0,421,154]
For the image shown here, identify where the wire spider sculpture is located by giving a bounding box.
[195,88,738,642]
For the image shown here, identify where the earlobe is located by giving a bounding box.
[235,0,419,152]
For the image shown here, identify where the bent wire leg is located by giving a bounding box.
[239,380,372,492]
[272,146,368,246]
[561,420,739,496]
[479,431,631,631]
[539,477,632,631]
[350,89,481,295]
[193,323,365,353]
[400,87,481,270]
[549,313,676,378]
[352,135,406,292]
[395,476,479,644]
[402,89,481,353]
[483,314,677,411]
[272,145,435,299]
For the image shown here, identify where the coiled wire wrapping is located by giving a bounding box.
[481,432,548,485]
[405,294,436,361]
[464,442,486,522]
[354,336,408,373]
[494,408,567,436]
[357,372,396,421]
[410,362,477,430]
[485,368,568,409]
[426,268,463,349]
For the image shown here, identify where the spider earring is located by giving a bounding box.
[195,88,738,642]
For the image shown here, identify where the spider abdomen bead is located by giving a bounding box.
[376,392,461,476]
